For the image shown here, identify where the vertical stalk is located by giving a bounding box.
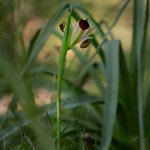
[56,6,73,150]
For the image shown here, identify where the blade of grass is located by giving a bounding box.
[119,45,132,106]
[46,111,56,137]
[27,28,42,58]
[60,120,78,137]
[144,84,150,141]
[130,0,138,81]
[100,0,124,20]
[94,132,97,150]
[81,109,89,150]
[142,0,149,75]
[144,85,150,115]
[136,0,145,149]
[100,40,120,150]
[99,20,114,39]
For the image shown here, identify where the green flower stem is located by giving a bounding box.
[56,6,73,150]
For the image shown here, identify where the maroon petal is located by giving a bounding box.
[79,19,90,30]
[80,39,92,48]
[59,23,65,32]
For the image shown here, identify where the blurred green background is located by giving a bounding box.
[0,0,150,149]
[0,0,135,113]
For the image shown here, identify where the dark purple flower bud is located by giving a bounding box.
[59,22,65,32]
[79,19,90,30]
[80,39,92,48]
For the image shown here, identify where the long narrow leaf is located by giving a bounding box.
[100,40,120,150]
[136,0,145,149]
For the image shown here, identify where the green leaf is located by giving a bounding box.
[142,0,149,72]
[100,40,120,150]
[136,0,145,149]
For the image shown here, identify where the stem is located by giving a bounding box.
[56,6,73,150]
[57,96,61,150]
[57,52,66,150]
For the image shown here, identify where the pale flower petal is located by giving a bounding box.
[79,27,94,42]
[86,27,94,36]
[80,39,92,48]
[79,36,93,42]
[71,21,79,40]
[79,29,89,40]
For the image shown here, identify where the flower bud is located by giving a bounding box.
[59,21,66,32]
[80,39,92,48]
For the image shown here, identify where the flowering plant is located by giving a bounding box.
[60,18,94,49]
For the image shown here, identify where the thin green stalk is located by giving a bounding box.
[56,5,73,150]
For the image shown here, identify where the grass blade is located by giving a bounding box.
[142,0,149,74]
[135,0,145,149]
[100,40,120,150]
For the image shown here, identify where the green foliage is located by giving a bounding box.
[0,0,150,150]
